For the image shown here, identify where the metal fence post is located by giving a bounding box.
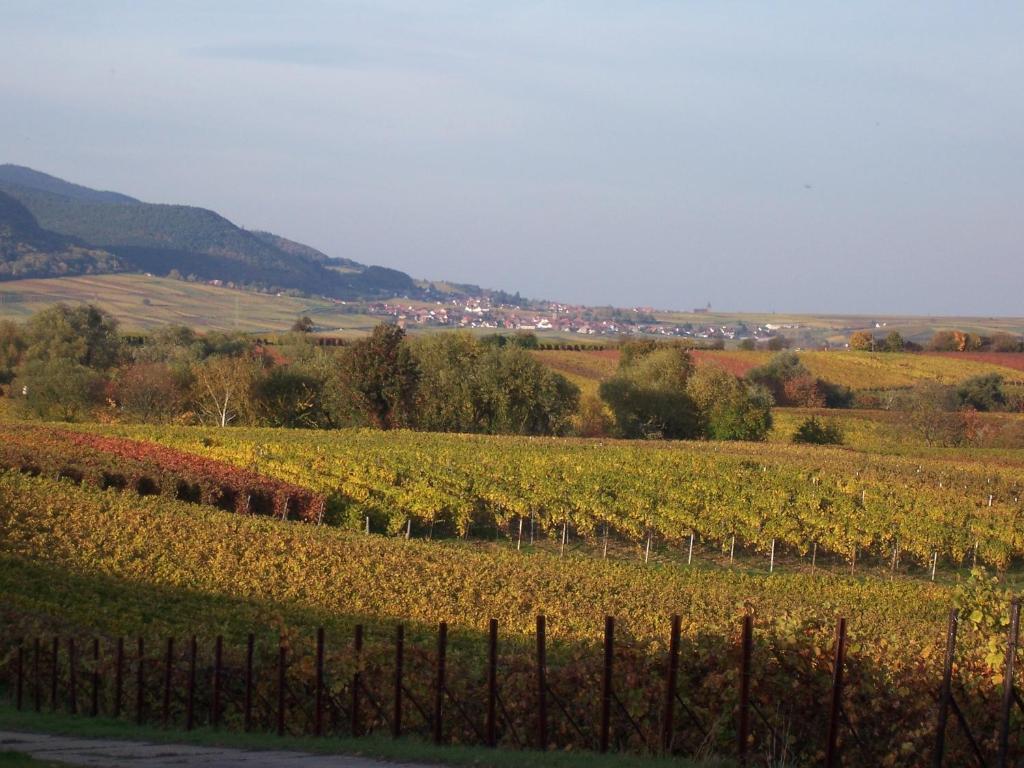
[487,618,498,748]
[933,609,958,768]
[135,637,145,725]
[998,599,1021,768]
[434,622,447,745]
[277,637,287,737]
[212,636,223,729]
[244,633,254,732]
[162,637,174,727]
[536,615,548,751]
[393,625,404,739]
[186,635,197,731]
[825,617,847,768]
[661,615,681,754]
[67,637,77,715]
[15,640,24,711]
[33,638,41,712]
[90,638,99,717]
[49,637,58,712]
[315,627,325,737]
[600,616,614,753]
[739,615,752,766]
[352,625,363,737]
[114,638,124,719]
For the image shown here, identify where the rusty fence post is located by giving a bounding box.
[114,638,124,719]
[933,609,959,768]
[433,621,447,745]
[212,635,223,729]
[186,635,197,731]
[68,638,77,715]
[135,637,145,725]
[90,638,99,717]
[244,633,254,732]
[825,617,847,768]
[393,625,404,739]
[352,625,363,737]
[315,627,325,737]
[536,615,548,751]
[162,637,174,727]
[487,618,498,748]
[661,615,681,754]
[600,616,614,753]
[277,637,287,737]
[739,615,752,767]
[998,599,1021,768]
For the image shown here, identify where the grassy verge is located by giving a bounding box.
[0,704,729,767]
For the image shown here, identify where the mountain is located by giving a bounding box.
[0,164,416,299]
[0,190,125,279]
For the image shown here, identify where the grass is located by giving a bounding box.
[0,705,728,768]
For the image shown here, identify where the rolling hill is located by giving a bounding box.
[0,164,417,299]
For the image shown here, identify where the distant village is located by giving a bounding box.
[361,298,799,343]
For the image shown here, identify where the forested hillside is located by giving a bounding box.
[0,164,417,298]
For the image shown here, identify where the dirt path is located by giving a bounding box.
[0,730,433,767]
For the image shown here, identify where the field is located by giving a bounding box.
[61,422,1024,575]
[533,348,1024,394]
[0,470,1001,764]
[0,274,381,334]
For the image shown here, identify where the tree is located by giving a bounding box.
[957,374,1007,412]
[990,333,1023,353]
[575,393,613,437]
[599,347,699,439]
[412,332,579,435]
[766,335,789,351]
[737,338,756,351]
[792,417,844,445]
[687,365,773,441]
[12,358,103,421]
[849,331,875,351]
[291,316,315,333]
[896,382,965,447]
[0,320,26,385]
[253,366,328,428]
[191,354,261,427]
[339,324,419,430]
[782,374,827,408]
[22,303,122,370]
[112,362,191,423]
[882,331,905,352]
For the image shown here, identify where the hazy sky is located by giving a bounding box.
[2,1,1022,315]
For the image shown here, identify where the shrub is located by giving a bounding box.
[792,416,844,445]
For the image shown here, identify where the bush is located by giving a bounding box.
[792,416,844,445]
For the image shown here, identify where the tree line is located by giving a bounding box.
[0,305,775,441]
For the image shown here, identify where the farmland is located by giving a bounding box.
[0,470,1001,764]
[0,274,380,334]
[533,347,1024,395]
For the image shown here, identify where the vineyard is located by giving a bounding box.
[77,423,1024,575]
[533,348,1024,393]
[1,471,1023,765]
[0,422,325,521]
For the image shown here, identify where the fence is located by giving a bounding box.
[5,606,1024,767]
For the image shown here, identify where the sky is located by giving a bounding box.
[1,1,1022,315]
